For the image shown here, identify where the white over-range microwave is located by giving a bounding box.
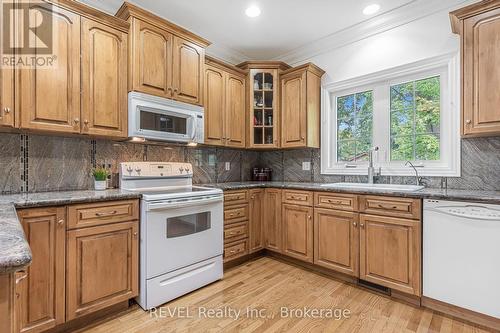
[128,91,204,144]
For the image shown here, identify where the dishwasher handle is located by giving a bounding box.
[426,205,500,221]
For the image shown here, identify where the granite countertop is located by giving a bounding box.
[205,181,500,204]
[3,183,500,274]
[0,189,141,274]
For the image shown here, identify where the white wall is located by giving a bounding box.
[299,10,460,85]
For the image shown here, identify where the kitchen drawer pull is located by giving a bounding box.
[95,210,118,217]
[229,230,242,235]
[327,199,342,204]
[377,204,398,210]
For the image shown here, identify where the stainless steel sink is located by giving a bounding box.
[320,182,424,192]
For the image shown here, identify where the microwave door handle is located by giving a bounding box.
[147,196,222,211]
[190,115,197,141]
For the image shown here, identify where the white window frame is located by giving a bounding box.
[321,53,460,177]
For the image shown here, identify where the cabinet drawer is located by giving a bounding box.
[224,190,248,205]
[224,204,249,224]
[283,190,313,206]
[224,222,247,242]
[68,200,139,229]
[314,192,358,211]
[359,196,421,220]
[224,239,248,262]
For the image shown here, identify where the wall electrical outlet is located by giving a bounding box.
[302,161,311,171]
[225,162,231,171]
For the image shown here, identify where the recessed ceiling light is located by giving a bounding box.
[245,5,261,18]
[363,4,380,15]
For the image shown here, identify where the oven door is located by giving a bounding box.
[144,195,223,279]
[133,105,196,142]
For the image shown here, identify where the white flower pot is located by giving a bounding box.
[94,180,107,191]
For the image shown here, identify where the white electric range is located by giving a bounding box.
[119,162,223,310]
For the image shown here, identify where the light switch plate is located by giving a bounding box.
[225,162,231,171]
[302,161,311,171]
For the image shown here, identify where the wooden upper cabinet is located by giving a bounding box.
[132,20,173,98]
[81,18,128,138]
[204,57,247,147]
[314,209,359,277]
[172,37,204,105]
[16,207,66,333]
[281,70,306,147]
[264,188,282,252]
[19,4,81,133]
[282,204,314,263]
[225,74,246,147]
[117,2,210,106]
[281,63,324,148]
[451,1,500,137]
[66,221,138,320]
[0,67,15,128]
[359,214,421,296]
[248,189,264,253]
[204,65,225,145]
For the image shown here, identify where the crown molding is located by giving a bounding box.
[77,0,121,14]
[205,43,248,65]
[273,0,478,66]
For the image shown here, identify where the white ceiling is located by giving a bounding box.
[79,0,473,63]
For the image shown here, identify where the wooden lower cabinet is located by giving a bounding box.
[248,189,264,253]
[263,189,282,253]
[314,209,359,277]
[282,204,313,263]
[66,221,138,320]
[359,214,421,296]
[16,207,66,333]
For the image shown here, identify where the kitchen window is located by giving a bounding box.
[321,54,460,176]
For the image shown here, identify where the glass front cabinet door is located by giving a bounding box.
[249,69,280,148]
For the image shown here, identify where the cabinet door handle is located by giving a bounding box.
[360,223,365,228]
[466,119,471,124]
[73,118,80,124]
[57,219,64,225]
[4,107,10,114]
[83,119,89,125]
[353,222,357,227]
[16,271,28,284]
[95,210,118,217]
[308,215,311,220]
[133,232,138,239]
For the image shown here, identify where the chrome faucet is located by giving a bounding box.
[405,161,419,185]
[368,147,381,184]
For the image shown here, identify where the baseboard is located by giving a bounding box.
[45,300,132,333]
[266,251,358,285]
[422,296,500,332]
[223,249,266,270]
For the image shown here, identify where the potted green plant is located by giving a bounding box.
[92,166,109,191]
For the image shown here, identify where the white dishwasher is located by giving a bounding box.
[423,199,500,319]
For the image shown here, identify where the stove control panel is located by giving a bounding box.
[120,162,193,178]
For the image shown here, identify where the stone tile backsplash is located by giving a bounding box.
[1,133,500,193]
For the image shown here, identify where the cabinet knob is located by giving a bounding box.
[353,222,357,227]
[167,87,172,91]
[57,219,64,225]
[308,215,311,220]
[360,223,365,228]
[4,107,10,114]
[466,119,471,124]
[74,118,80,124]
[133,232,138,239]
[84,119,89,125]
[301,136,305,140]
[174,88,178,93]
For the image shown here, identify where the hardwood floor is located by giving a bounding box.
[79,257,494,333]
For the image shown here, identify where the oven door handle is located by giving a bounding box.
[147,196,222,211]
